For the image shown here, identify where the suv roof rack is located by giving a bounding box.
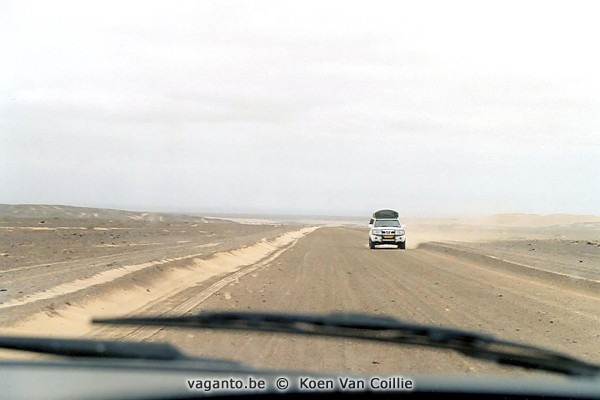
[372,209,399,219]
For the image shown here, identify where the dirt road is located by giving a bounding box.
[2,213,599,376]
[89,226,600,376]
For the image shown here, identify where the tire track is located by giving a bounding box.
[141,226,600,374]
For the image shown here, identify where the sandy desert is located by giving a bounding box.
[1,204,598,376]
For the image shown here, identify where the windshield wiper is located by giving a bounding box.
[0,335,241,368]
[94,311,600,378]
[0,336,184,360]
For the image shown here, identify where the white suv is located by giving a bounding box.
[368,209,406,249]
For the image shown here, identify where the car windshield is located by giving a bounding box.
[2,0,600,398]
[374,220,401,227]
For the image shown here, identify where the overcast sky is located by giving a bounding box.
[1,0,599,217]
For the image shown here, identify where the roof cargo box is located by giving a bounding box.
[373,209,399,219]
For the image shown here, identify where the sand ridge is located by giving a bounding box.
[0,227,318,337]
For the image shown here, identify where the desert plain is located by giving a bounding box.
[1,204,599,376]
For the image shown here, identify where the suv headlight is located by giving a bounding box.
[372,229,382,235]
[397,230,405,235]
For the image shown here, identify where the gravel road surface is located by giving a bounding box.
[90,226,600,376]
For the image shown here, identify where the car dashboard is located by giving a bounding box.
[2,358,599,400]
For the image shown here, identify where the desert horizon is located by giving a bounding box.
[2,203,599,226]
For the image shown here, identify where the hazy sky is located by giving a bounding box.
[1,0,599,217]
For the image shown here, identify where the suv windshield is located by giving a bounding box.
[374,220,401,227]
[2,1,600,399]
